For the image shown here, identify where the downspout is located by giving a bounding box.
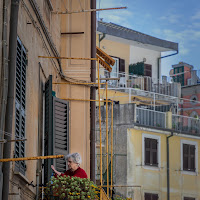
[167,132,174,200]
[98,33,105,48]
[157,50,178,83]
[90,0,96,182]
[0,0,9,199]
[2,1,20,200]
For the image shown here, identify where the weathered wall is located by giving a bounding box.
[7,0,92,199]
[127,128,200,199]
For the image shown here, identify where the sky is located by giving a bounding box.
[97,0,200,77]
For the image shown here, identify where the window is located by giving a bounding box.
[145,138,158,166]
[183,144,195,171]
[184,197,195,200]
[142,134,160,169]
[181,140,198,173]
[14,38,27,175]
[145,193,158,200]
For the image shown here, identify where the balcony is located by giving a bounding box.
[97,103,200,136]
[100,69,181,98]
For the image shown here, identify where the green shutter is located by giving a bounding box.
[14,38,27,175]
[53,97,69,173]
[44,76,69,183]
[44,75,53,184]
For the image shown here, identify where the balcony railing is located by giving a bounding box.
[172,114,200,134]
[101,69,181,97]
[136,107,200,135]
[136,107,166,129]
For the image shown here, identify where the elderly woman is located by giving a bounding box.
[51,153,87,178]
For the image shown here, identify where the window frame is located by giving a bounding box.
[142,133,161,170]
[181,140,198,175]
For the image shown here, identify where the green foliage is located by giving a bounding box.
[46,176,99,199]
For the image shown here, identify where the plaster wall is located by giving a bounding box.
[97,38,130,75]
[127,128,200,200]
[7,0,92,199]
[130,45,161,83]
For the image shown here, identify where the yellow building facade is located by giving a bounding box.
[127,127,200,200]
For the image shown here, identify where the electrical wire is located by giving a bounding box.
[61,0,68,12]
[0,130,25,140]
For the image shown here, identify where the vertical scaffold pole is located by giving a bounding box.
[111,101,113,198]
[106,81,109,197]
[97,58,103,200]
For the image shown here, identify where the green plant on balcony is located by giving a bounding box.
[46,176,99,199]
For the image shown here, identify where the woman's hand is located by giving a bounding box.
[51,165,61,176]
[51,165,55,171]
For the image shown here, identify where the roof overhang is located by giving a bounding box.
[97,21,178,52]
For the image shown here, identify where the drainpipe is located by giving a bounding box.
[99,33,105,48]
[0,0,9,199]
[157,50,178,84]
[2,1,20,200]
[90,0,96,182]
[167,132,173,200]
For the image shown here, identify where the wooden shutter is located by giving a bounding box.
[119,59,125,74]
[145,138,151,165]
[44,76,69,183]
[184,197,195,200]
[189,145,195,171]
[14,38,27,175]
[183,144,195,171]
[53,97,69,173]
[183,144,189,170]
[145,193,159,200]
[44,75,53,184]
[145,138,158,166]
[144,64,152,77]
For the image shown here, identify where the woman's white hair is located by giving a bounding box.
[65,153,82,165]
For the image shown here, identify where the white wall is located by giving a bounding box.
[130,45,161,83]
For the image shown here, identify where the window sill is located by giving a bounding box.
[142,165,160,171]
[14,171,29,184]
[181,170,198,176]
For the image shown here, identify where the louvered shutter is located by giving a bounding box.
[145,193,159,200]
[183,144,189,170]
[184,198,195,200]
[189,145,195,171]
[119,58,125,76]
[144,64,152,77]
[44,75,53,184]
[14,38,27,175]
[145,138,150,165]
[53,97,69,173]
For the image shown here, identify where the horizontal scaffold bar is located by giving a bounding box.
[0,155,64,162]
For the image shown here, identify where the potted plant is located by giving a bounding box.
[46,176,99,199]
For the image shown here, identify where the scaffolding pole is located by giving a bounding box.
[0,155,64,162]
[39,55,110,199]
[111,101,113,198]
[52,7,127,15]
[106,82,109,197]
